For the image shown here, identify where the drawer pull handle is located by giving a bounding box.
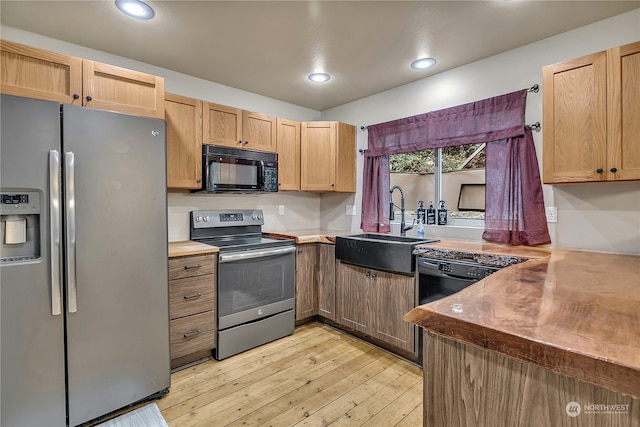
[183,264,201,270]
[183,329,201,339]
[183,292,202,300]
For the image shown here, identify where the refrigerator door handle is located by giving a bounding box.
[64,151,78,313]
[49,150,62,316]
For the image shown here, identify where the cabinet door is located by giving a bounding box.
[203,102,243,148]
[243,111,276,152]
[542,52,607,183]
[372,270,416,353]
[336,262,372,334]
[277,118,301,190]
[1,40,82,105]
[82,60,164,119]
[318,244,336,321]
[295,244,318,321]
[301,121,336,191]
[607,41,640,181]
[165,93,203,189]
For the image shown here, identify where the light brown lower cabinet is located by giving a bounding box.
[295,244,318,321]
[317,244,336,321]
[336,261,416,354]
[168,253,217,368]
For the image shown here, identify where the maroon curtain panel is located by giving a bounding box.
[361,155,391,232]
[482,128,551,246]
[360,89,551,246]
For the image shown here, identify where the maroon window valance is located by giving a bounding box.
[361,89,551,246]
[365,90,527,157]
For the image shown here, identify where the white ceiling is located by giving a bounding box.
[1,1,638,111]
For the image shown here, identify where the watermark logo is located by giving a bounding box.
[566,401,581,417]
[565,400,631,417]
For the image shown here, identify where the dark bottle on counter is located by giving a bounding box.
[426,201,436,225]
[416,200,426,224]
[437,200,448,225]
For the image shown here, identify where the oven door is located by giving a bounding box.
[217,246,295,330]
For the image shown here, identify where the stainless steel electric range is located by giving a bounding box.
[190,210,296,360]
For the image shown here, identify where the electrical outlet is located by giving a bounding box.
[278,205,285,216]
[545,207,557,223]
[346,205,356,216]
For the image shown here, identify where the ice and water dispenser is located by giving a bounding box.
[0,191,41,262]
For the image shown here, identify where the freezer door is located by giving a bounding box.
[0,95,66,426]
[62,105,170,426]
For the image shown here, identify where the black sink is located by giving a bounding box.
[335,234,439,274]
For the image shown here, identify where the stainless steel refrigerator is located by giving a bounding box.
[0,94,170,426]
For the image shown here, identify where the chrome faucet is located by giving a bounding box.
[389,185,414,236]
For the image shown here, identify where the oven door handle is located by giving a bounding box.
[219,246,296,263]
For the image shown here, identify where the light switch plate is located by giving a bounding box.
[346,205,356,216]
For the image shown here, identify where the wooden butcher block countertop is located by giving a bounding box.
[405,246,640,399]
[168,241,219,258]
[263,229,354,244]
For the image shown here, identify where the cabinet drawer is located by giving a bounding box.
[170,311,216,359]
[169,254,216,280]
[169,274,216,320]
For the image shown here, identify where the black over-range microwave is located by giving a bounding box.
[196,144,279,193]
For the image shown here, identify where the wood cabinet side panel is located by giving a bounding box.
[317,244,336,321]
[203,102,243,147]
[608,41,640,181]
[300,122,336,191]
[165,93,203,189]
[276,118,301,191]
[423,331,640,427]
[295,244,319,320]
[0,40,82,105]
[335,123,357,192]
[82,60,165,119]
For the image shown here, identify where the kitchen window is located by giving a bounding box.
[389,143,486,222]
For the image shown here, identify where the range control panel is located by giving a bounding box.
[191,209,265,228]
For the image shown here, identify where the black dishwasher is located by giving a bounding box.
[417,257,503,304]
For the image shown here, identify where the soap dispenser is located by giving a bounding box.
[437,200,448,225]
[416,200,426,225]
[426,201,436,225]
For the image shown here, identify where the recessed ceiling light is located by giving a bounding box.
[308,73,331,83]
[115,0,154,20]
[411,58,437,70]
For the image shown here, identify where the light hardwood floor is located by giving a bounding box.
[157,322,423,427]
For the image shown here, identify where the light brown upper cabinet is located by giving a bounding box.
[300,121,356,192]
[165,93,203,189]
[1,40,82,105]
[82,60,164,119]
[543,41,640,183]
[203,102,277,152]
[1,40,164,119]
[276,118,301,190]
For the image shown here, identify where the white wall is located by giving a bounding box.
[320,9,640,254]
[2,11,639,252]
[0,25,324,241]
